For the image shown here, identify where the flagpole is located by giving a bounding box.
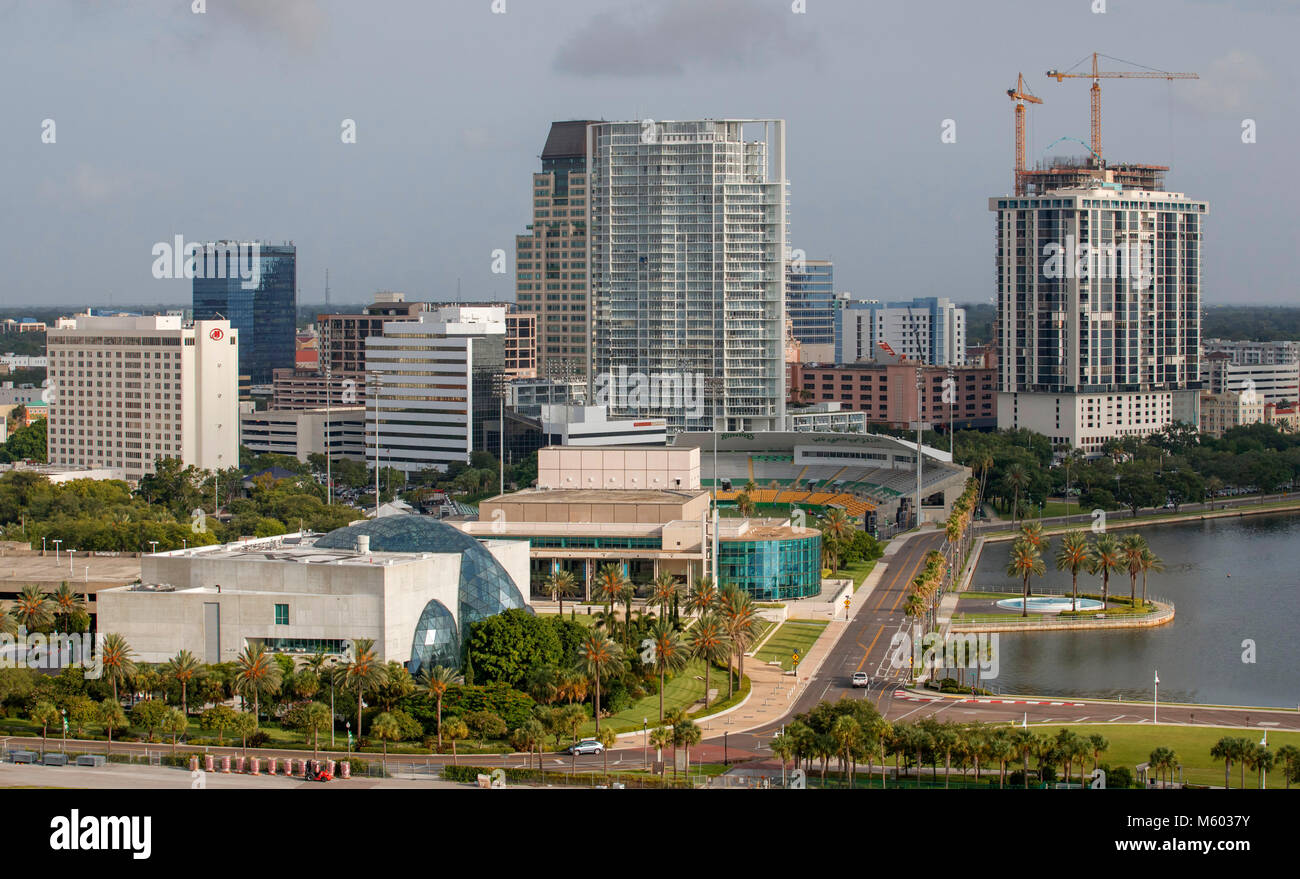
[1153,669,1159,724]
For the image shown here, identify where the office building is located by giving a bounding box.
[46,313,239,480]
[239,406,366,462]
[1200,390,1265,439]
[1202,338,1300,366]
[365,306,506,475]
[991,179,1208,454]
[786,259,836,361]
[516,121,597,381]
[1201,352,1299,406]
[836,296,966,366]
[588,119,788,432]
[790,358,997,431]
[318,292,425,375]
[192,242,297,387]
[538,404,666,446]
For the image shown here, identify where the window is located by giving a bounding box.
[274,604,289,626]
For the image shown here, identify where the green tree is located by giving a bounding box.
[30,700,59,754]
[100,633,136,705]
[11,584,53,632]
[1055,530,1093,612]
[1090,534,1125,607]
[1119,533,1148,606]
[233,645,283,720]
[574,632,624,735]
[49,583,89,633]
[161,706,188,754]
[98,700,127,754]
[715,586,758,699]
[686,613,731,711]
[465,710,507,747]
[544,567,578,616]
[164,649,202,716]
[417,665,463,750]
[233,710,258,754]
[300,702,332,757]
[339,637,386,737]
[442,715,469,764]
[370,711,403,774]
[130,699,169,743]
[462,608,563,688]
[646,622,689,724]
[1005,538,1045,618]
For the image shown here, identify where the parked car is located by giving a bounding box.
[568,739,605,755]
[852,672,870,688]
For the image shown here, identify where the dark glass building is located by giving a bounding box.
[192,242,297,386]
[786,258,836,347]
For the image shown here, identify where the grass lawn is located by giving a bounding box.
[753,620,830,670]
[837,558,879,591]
[537,611,599,626]
[578,658,738,737]
[1025,723,1300,789]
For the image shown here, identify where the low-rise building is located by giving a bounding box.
[1200,390,1266,438]
[239,406,366,462]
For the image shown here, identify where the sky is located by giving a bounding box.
[2,0,1297,309]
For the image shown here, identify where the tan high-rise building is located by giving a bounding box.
[516,121,597,382]
[47,314,240,481]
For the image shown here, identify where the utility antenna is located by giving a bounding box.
[324,269,330,307]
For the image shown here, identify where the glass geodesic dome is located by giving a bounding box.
[314,515,529,673]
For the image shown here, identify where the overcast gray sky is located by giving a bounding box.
[2,0,1297,308]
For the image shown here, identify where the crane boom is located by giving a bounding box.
[1045,53,1197,163]
[1007,72,1042,196]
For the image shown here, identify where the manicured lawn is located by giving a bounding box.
[753,620,830,670]
[538,611,599,626]
[578,658,738,736]
[1027,723,1300,789]
[837,558,879,591]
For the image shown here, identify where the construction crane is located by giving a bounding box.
[1007,73,1042,196]
[1045,52,1198,165]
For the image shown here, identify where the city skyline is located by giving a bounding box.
[3,0,1296,309]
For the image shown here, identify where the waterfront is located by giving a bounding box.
[971,512,1300,708]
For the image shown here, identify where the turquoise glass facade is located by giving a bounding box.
[718,533,822,600]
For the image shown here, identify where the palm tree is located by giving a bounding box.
[164,649,202,717]
[986,729,1014,788]
[575,631,624,735]
[674,719,702,777]
[1088,733,1110,778]
[162,707,188,754]
[820,509,854,572]
[99,700,127,755]
[1274,744,1300,790]
[303,702,331,757]
[649,572,680,620]
[1003,463,1030,524]
[831,715,863,787]
[1119,533,1148,605]
[1011,728,1036,789]
[11,584,53,631]
[340,637,386,737]
[1211,736,1243,789]
[715,586,758,699]
[593,563,627,619]
[770,732,797,787]
[544,568,578,616]
[30,701,59,755]
[49,582,88,632]
[1055,530,1093,612]
[1005,538,1045,618]
[649,725,673,770]
[685,576,717,618]
[1138,547,1164,606]
[1018,521,1047,550]
[370,712,402,775]
[932,724,958,788]
[99,633,136,705]
[234,645,283,721]
[687,613,731,710]
[0,604,15,636]
[1090,534,1124,608]
[1148,746,1178,788]
[646,623,689,723]
[1249,744,1275,789]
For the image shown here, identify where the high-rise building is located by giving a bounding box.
[192,242,296,388]
[588,119,788,431]
[1202,338,1300,366]
[46,313,239,480]
[836,296,966,366]
[365,306,506,475]
[318,292,425,376]
[516,121,597,382]
[991,181,1208,454]
[786,259,835,361]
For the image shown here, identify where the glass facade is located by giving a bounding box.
[193,243,296,385]
[786,259,835,346]
[717,533,822,600]
[313,515,529,674]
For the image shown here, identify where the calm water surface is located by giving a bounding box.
[971,513,1300,708]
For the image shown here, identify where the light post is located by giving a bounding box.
[642,718,648,769]
[52,539,61,563]
[346,720,352,755]
[61,708,67,754]
[148,540,159,555]
[329,658,338,749]
[41,537,46,556]
[1153,669,1159,724]
[68,549,74,574]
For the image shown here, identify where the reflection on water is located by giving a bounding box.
[972,513,1300,708]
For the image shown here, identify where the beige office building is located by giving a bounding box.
[47,314,240,481]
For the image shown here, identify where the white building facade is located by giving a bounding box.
[836,296,966,366]
[588,119,788,432]
[46,314,240,480]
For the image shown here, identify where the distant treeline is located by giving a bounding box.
[959,304,1300,348]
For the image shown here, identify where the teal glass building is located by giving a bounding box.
[718,531,822,600]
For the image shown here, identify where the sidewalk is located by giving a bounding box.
[693,529,928,737]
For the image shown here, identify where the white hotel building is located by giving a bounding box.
[992,182,1207,454]
[47,314,240,480]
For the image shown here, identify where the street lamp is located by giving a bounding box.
[52,539,61,562]
[148,540,159,555]
[68,549,74,574]
[346,720,352,755]
[643,718,648,769]
[41,537,46,556]
[61,708,67,754]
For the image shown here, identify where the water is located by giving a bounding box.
[972,513,1300,708]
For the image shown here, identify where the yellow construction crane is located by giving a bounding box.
[1007,72,1042,196]
[1046,52,1198,164]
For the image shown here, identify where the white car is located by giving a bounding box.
[851,672,870,688]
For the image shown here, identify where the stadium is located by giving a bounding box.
[669,431,970,536]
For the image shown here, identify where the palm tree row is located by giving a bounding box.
[0,582,89,633]
[1005,525,1166,617]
